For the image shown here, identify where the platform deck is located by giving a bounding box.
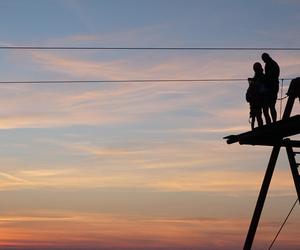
[224,115,300,146]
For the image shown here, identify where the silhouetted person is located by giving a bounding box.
[262,53,280,122]
[246,62,267,129]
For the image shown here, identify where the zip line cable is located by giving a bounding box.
[0,78,293,84]
[0,46,300,51]
[268,198,299,250]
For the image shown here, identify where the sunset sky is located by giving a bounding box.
[0,1,300,249]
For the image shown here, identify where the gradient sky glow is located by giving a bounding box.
[0,1,300,249]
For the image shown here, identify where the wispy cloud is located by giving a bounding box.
[29,50,251,79]
[20,169,75,178]
[0,171,29,183]
[0,171,32,189]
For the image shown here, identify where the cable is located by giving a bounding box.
[0,78,293,84]
[277,95,288,101]
[0,79,245,84]
[279,79,284,119]
[268,198,299,250]
[0,46,300,50]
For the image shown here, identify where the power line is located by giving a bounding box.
[0,79,246,84]
[268,198,299,250]
[0,46,300,51]
[0,78,293,84]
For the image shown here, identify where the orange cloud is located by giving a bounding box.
[0,210,298,249]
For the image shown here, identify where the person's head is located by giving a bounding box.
[253,62,263,74]
[262,53,271,63]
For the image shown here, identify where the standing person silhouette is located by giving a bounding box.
[261,53,280,122]
[246,62,267,129]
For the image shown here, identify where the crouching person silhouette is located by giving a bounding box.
[246,62,268,130]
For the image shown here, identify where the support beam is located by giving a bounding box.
[283,77,300,119]
[282,95,296,120]
[285,142,300,202]
[243,145,281,250]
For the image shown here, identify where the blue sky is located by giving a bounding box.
[0,1,299,249]
[1,0,300,46]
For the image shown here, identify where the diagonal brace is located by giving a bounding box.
[244,145,281,250]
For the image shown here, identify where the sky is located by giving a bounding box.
[0,0,300,249]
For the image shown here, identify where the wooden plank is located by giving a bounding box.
[224,115,300,146]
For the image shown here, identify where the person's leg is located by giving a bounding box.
[257,115,263,127]
[251,116,255,130]
[262,106,271,124]
[256,108,263,127]
[270,104,277,122]
[270,95,277,122]
[250,106,255,129]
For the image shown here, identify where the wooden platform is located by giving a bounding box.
[224,115,300,146]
